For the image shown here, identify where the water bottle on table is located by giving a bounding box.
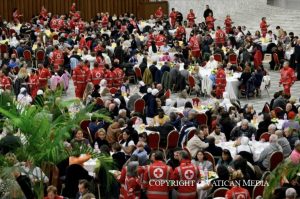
[204,168,209,184]
[284,113,287,121]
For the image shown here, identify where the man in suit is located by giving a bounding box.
[294,39,300,80]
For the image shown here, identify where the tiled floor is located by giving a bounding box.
[268,0,300,10]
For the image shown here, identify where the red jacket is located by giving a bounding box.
[102,16,109,27]
[189,36,200,52]
[72,65,91,87]
[215,29,226,45]
[187,13,196,26]
[90,67,104,85]
[29,74,39,98]
[50,18,58,30]
[94,45,104,53]
[155,34,166,47]
[169,11,177,25]
[40,7,47,19]
[0,76,11,90]
[225,186,251,199]
[38,68,51,88]
[175,26,186,40]
[147,33,155,47]
[216,68,226,88]
[224,18,232,33]
[155,9,163,19]
[96,56,106,68]
[280,67,296,85]
[51,50,64,64]
[254,50,263,68]
[206,16,215,30]
[143,161,173,199]
[173,160,200,199]
[260,21,268,33]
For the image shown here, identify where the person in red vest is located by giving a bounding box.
[103,64,115,88]
[205,12,215,31]
[113,62,125,87]
[0,70,11,91]
[96,51,106,68]
[215,26,226,47]
[175,22,186,41]
[224,15,233,34]
[253,45,263,69]
[155,31,166,47]
[72,11,81,22]
[79,34,86,50]
[57,16,66,30]
[72,60,91,99]
[147,30,155,47]
[187,9,196,28]
[13,8,23,24]
[215,64,226,98]
[51,46,64,71]
[29,69,39,98]
[173,150,200,199]
[189,33,201,58]
[143,150,173,199]
[50,17,58,30]
[169,8,177,29]
[94,43,104,53]
[90,63,104,86]
[260,17,269,38]
[38,64,51,89]
[280,61,296,95]
[69,2,76,17]
[155,7,164,20]
[102,13,109,28]
[40,6,48,20]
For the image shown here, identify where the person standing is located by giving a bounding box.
[38,64,51,90]
[224,15,233,34]
[279,61,296,95]
[143,151,173,199]
[173,150,200,199]
[215,26,226,47]
[189,33,201,59]
[205,13,215,31]
[187,9,196,28]
[260,17,269,38]
[90,63,104,86]
[155,7,164,20]
[169,8,177,29]
[203,5,213,20]
[215,64,226,98]
[294,39,300,80]
[72,60,91,99]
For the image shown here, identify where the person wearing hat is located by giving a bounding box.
[33,90,44,107]
[72,59,91,99]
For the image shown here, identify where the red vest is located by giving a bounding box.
[102,16,109,27]
[155,9,163,19]
[155,34,166,47]
[0,76,11,90]
[96,56,106,67]
[104,69,115,87]
[72,65,91,86]
[38,68,51,88]
[224,18,232,33]
[29,74,39,98]
[216,68,226,87]
[173,160,200,199]
[187,13,195,27]
[215,29,226,44]
[143,161,173,199]
[280,67,296,85]
[176,26,186,40]
[169,11,177,25]
[90,67,104,85]
[189,36,200,52]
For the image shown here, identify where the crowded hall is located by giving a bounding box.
[1,0,300,198]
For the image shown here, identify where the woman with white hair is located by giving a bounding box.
[17,87,32,107]
[99,79,107,94]
[236,136,253,154]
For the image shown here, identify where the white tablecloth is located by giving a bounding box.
[216,141,269,162]
[138,22,155,31]
[169,28,192,41]
[198,68,241,99]
[83,158,98,177]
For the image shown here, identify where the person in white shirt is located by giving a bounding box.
[210,124,226,143]
[22,159,49,184]
[236,136,253,154]
[17,88,32,107]
[265,30,276,42]
[160,43,171,53]
[205,56,218,70]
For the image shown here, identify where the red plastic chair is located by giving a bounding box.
[148,132,160,150]
[96,97,104,106]
[80,119,91,134]
[164,130,179,151]
[252,185,265,199]
[134,99,145,114]
[212,188,229,198]
[109,87,118,95]
[204,151,216,171]
[188,75,196,95]
[36,50,45,65]
[273,53,281,70]
[228,53,238,65]
[134,67,142,80]
[196,113,208,125]
[213,53,222,63]
[187,129,196,141]
[192,97,201,107]
[0,44,8,54]
[23,50,32,61]
[164,89,171,99]
[262,103,270,113]
[269,151,284,171]
[259,132,271,142]
[273,107,283,118]
[12,49,18,57]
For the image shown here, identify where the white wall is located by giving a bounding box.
[168,0,267,24]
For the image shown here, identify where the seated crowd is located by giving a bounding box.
[0,2,300,199]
